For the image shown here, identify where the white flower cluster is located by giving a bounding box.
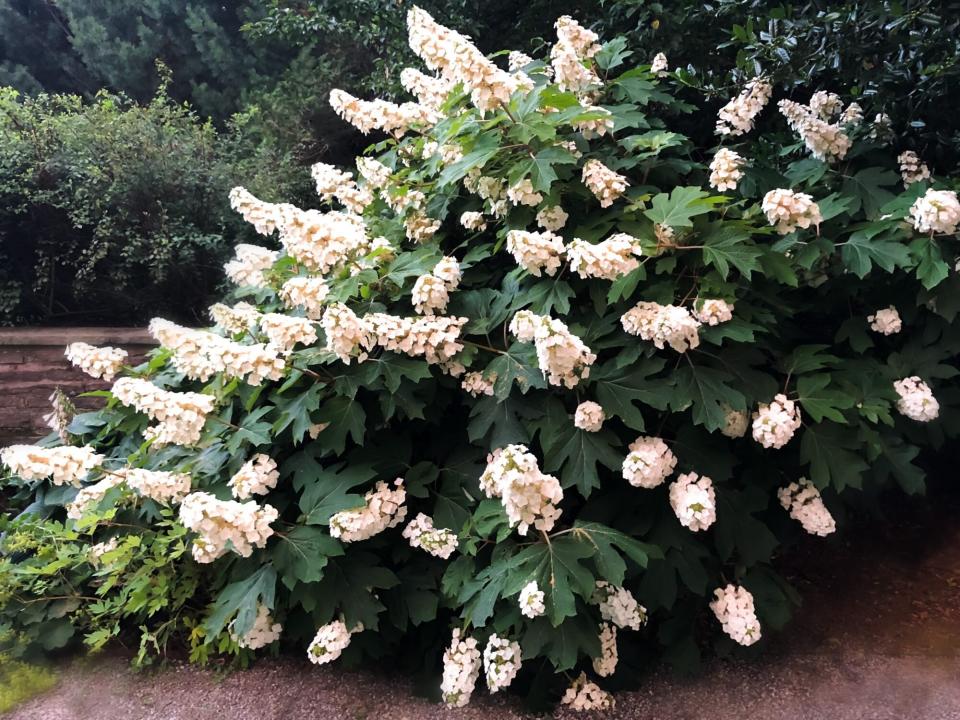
[117,467,191,504]
[149,319,286,386]
[44,387,75,444]
[506,178,543,207]
[320,303,375,363]
[178,492,278,563]
[620,301,701,352]
[279,277,330,320]
[407,7,521,114]
[761,188,823,235]
[479,444,563,535]
[593,623,618,677]
[259,313,318,353]
[506,230,566,277]
[561,672,615,712]
[694,298,735,326]
[441,629,482,707]
[88,537,119,566]
[778,478,836,537]
[224,243,279,289]
[518,580,545,618]
[567,234,642,281]
[329,479,407,543]
[65,342,128,381]
[752,394,802,449]
[278,207,375,275]
[536,205,569,232]
[232,604,282,650]
[321,304,467,367]
[582,159,629,207]
[229,187,286,235]
[669,472,717,531]
[399,67,452,110]
[893,376,940,422]
[459,211,487,231]
[307,620,354,665]
[483,634,521,693]
[720,404,750,439]
[67,475,123,520]
[840,102,863,125]
[210,301,261,333]
[715,76,772,136]
[461,371,496,397]
[510,310,596,388]
[867,306,902,335]
[898,151,931,185]
[708,148,745,192]
[651,51,668,75]
[710,584,762,646]
[229,454,279,500]
[778,98,851,162]
[366,313,467,368]
[550,16,601,94]
[1,444,103,486]
[593,581,647,630]
[808,90,843,119]
[310,162,372,214]
[412,256,461,315]
[622,436,677,489]
[356,156,393,188]
[574,401,605,432]
[329,88,437,136]
[574,102,615,138]
[910,189,960,235]
[402,513,458,559]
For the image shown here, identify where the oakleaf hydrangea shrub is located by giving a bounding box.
[2,7,959,708]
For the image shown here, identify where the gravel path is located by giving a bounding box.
[10,495,960,720]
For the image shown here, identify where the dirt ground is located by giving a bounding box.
[8,492,960,720]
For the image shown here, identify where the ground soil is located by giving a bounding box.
[8,491,960,720]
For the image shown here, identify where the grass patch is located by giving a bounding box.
[0,657,57,712]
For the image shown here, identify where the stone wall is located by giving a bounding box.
[0,328,154,444]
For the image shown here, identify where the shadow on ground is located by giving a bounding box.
[9,491,960,720]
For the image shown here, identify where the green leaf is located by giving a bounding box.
[294,460,377,525]
[272,526,344,589]
[874,437,925,495]
[526,278,575,315]
[370,354,432,393]
[522,614,601,672]
[910,237,950,289]
[570,521,658,585]
[517,146,577,194]
[644,186,721,228]
[797,374,856,423]
[594,36,632,70]
[272,385,323,444]
[543,425,622,497]
[486,342,547,399]
[840,227,911,278]
[312,396,366,455]
[841,167,898,218]
[312,554,398,629]
[467,395,538,447]
[701,224,761,279]
[205,566,277,638]
[438,133,500,187]
[592,357,671,431]
[800,424,868,491]
[673,364,745,432]
[713,488,779,566]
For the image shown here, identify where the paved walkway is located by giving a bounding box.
[10,494,960,719]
